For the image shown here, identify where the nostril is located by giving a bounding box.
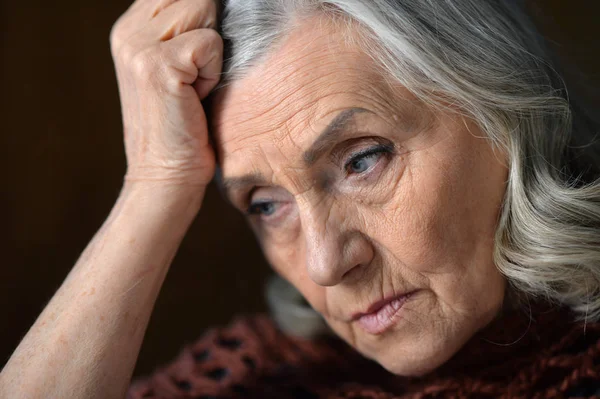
[341,263,362,281]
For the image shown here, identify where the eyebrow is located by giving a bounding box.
[302,107,371,165]
[220,107,371,195]
[220,172,266,193]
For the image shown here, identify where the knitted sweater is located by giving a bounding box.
[127,306,600,399]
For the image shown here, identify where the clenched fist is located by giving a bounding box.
[110,0,222,189]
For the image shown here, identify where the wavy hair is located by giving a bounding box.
[217,0,600,335]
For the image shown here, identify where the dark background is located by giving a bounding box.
[1,0,598,378]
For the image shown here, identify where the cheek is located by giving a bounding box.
[371,162,452,271]
[374,138,505,274]
[359,134,507,317]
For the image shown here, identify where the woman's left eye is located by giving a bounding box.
[344,145,392,176]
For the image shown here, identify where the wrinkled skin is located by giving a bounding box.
[212,18,508,376]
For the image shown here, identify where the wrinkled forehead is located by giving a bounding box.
[210,17,422,178]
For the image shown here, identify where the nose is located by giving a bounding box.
[301,202,374,286]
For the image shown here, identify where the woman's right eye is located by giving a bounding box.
[247,201,278,217]
[244,187,294,226]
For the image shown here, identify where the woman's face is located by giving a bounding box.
[212,19,508,376]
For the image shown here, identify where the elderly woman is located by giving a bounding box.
[2,0,599,397]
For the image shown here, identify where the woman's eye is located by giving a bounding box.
[247,201,278,217]
[348,153,379,174]
[344,145,392,176]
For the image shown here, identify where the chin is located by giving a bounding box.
[371,343,459,377]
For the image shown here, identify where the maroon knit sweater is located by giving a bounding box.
[127,305,600,398]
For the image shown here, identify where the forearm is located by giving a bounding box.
[0,183,203,399]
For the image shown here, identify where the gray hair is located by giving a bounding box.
[218,0,600,336]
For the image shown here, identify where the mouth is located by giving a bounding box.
[351,291,416,335]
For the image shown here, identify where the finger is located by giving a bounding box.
[162,28,223,99]
[115,0,217,62]
[111,0,179,56]
[149,0,180,18]
[148,0,217,41]
[111,0,179,42]
[127,0,180,20]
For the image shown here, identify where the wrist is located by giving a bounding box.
[118,179,206,220]
[124,160,215,191]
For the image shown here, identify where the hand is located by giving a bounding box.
[110,0,222,189]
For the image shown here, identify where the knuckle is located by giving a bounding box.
[186,32,223,73]
[109,21,125,55]
[130,47,161,80]
[163,73,184,92]
[202,29,223,53]
[116,40,136,66]
[110,13,135,57]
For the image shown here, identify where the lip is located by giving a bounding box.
[351,291,416,335]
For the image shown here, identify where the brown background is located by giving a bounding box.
[0,0,598,378]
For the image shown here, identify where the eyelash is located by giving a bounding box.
[246,143,394,217]
[343,144,393,176]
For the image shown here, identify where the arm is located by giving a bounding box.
[0,0,222,397]
[0,183,202,399]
